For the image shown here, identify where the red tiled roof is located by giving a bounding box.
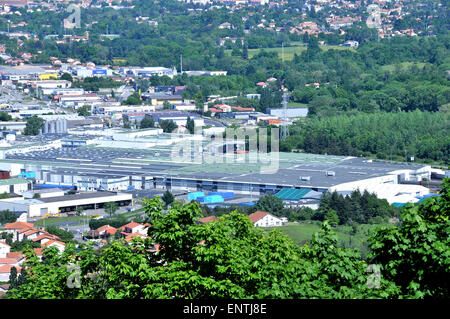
[32,233,60,242]
[6,252,23,260]
[17,227,34,234]
[125,233,149,242]
[33,248,44,256]
[42,240,66,248]
[0,258,19,264]
[97,225,117,235]
[4,222,34,230]
[0,241,10,247]
[24,228,42,236]
[248,211,269,223]
[123,221,142,230]
[198,216,219,224]
[0,264,21,273]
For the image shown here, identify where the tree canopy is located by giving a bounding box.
[6,179,450,299]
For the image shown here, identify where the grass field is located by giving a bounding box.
[287,102,308,108]
[225,44,356,61]
[380,61,428,72]
[269,222,392,257]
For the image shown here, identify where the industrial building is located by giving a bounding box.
[0,191,132,218]
[0,128,435,208]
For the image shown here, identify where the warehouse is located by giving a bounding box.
[0,178,30,194]
[0,191,133,218]
[0,133,433,206]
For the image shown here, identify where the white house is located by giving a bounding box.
[248,211,285,227]
[0,264,20,282]
[3,222,35,242]
[121,221,150,236]
[0,241,10,258]
[41,240,66,253]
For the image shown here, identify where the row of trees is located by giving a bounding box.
[5,178,450,298]
[282,110,449,165]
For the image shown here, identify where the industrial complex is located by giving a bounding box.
[0,126,439,218]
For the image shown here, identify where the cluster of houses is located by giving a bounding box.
[0,221,66,283]
[0,211,285,295]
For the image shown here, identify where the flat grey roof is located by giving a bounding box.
[39,191,127,203]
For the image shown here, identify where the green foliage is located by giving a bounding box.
[89,215,128,230]
[159,119,177,133]
[0,112,12,121]
[77,105,91,116]
[285,111,450,165]
[24,115,44,136]
[121,93,142,105]
[10,239,40,252]
[103,202,118,218]
[316,190,397,225]
[186,116,195,134]
[0,210,17,224]
[368,178,450,298]
[45,225,74,243]
[140,116,155,129]
[6,181,450,299]
[60,73,73,82]
[324,209,339,227]
[255,194,284,217]
[161,190,174,206]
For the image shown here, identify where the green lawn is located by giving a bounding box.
[269,222,392,257]
[225,44,355,61]
[380,62,428,72]
[287,102,308,108]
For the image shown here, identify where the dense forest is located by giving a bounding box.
[281,111,449,165]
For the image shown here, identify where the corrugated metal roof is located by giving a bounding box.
[275,188,312,200]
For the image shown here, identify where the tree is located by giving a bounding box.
[242,42,248,60]
[9,266,18,289]
[45,225,74,243]
[0,112,12,121]
[140,116,155,129]
[255,194,284,217]
[121,93,142,105]
[161,190,174,206]
[324,209,339,227]
[159,119,177,133]
[186,116,195,134]
[368,178,450,298]
[24,115,44,136]
[77,105,91,116]
[60,73,73,82]
[104,201,118,217]
[0,210,17,224]
[162,101,172,110]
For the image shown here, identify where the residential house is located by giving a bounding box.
[3,221,34,242]
[96,225,117,238]
[0,264,21,282]
[121,221,150,237]
[41,240,66,253]
[0,241,10,258]
[248,211,285,227]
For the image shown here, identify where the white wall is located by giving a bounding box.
[0,243,10,258]
[254,214,283,227]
